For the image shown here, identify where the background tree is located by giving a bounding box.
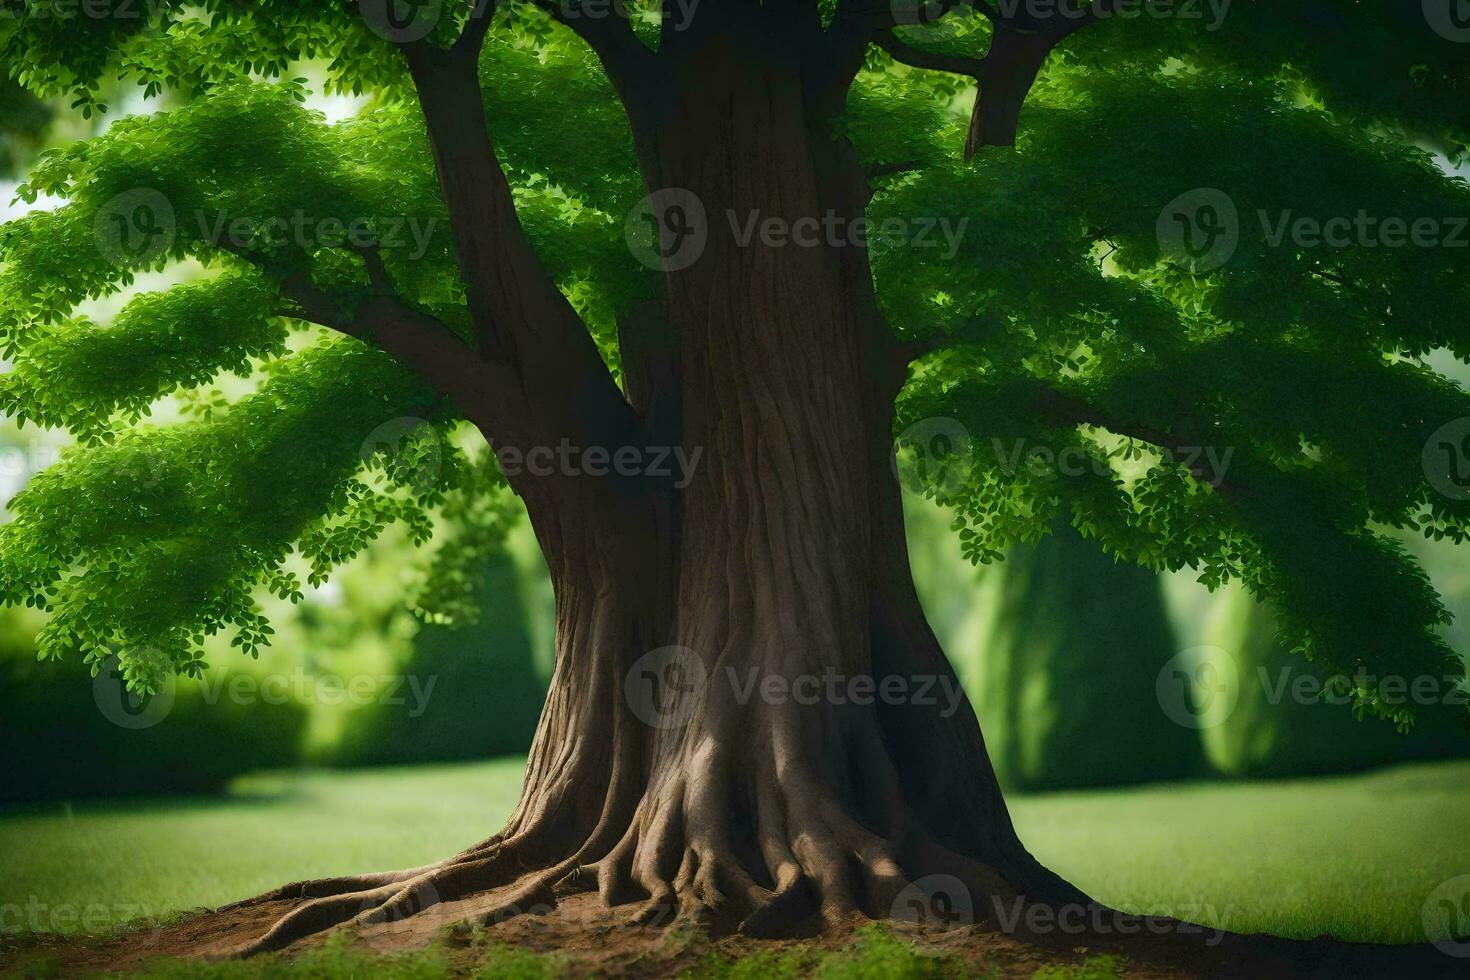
[2,0,1468,956]
[970,519,1203,790]
[907,501,1202,790]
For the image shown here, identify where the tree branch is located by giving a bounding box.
[860,0,1124,155]
[402,42,635,448]
[874,33,987,77]
[1035,384,1245,497]
[529,0,654,88]
[452,0,499,57]
[898,310,1006,364]
[272,269,503,421]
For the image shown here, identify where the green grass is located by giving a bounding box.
[1,758,1467,945]
[3,927,1018,980]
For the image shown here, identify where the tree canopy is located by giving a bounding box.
[2,0,1468,731]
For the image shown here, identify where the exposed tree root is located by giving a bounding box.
[223,712,1081,959]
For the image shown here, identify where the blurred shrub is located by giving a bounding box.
[1197,584,1469,778]
[971,520,1205,790]
[908,499,1202,790]
[0,610,305,803]
[329,550,548,767]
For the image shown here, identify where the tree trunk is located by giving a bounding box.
[232,25,1086,956]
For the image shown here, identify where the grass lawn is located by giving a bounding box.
[1,758,1466,945]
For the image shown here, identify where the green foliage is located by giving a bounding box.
[0,0,1466,739]
[1032,955,1124,980]
[875,62,1470,729]
[0,340,453,691]
[0,607,304,802]
[1196,583,1469,776]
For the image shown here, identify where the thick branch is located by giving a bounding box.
[402,43,636,449]
[274,270,502,420]
[529,0,652,84]
[1035,385,1245,496]
[863,0,1121,154]
[874,33,987,77]
[206,236,498,419]
[897,310,1005,364]
[963,26,1053,154]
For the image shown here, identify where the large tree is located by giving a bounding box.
[2,0,1468,957]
